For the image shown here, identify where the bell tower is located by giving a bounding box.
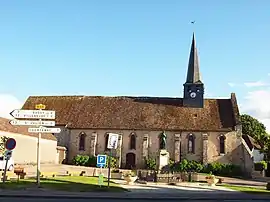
[183,33,204,108]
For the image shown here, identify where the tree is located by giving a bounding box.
[240,114,270,160]
[0,136,9,155]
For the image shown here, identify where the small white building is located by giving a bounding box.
[242,134,264,163]
[0,117,59,165]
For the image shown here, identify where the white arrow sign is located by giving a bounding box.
[10,110,55,119]
[10,120,56,126]
[28,127,61,133]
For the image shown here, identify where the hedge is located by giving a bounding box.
[254,161,267,171]
[144,159,243,177]
[72,155,118,168]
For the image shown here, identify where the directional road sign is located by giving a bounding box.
[28,127,61,133]
[5,138,16,150]
[107,133,119,149]
[97,154,107,168]
[9,120,55,126]
[10,109,55,119]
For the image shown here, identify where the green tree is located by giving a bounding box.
[240,114,270,159]
[0,136,9,155]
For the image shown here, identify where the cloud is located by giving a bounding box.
[0,94,23,119]
[244,81,269,87]
[240,90,270,133]
[228,83,236,87]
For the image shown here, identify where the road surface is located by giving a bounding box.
[0,198,269,202]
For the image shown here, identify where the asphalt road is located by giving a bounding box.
[0,198,269,202]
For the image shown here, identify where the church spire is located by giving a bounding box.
[183,32,204,108]
[185,33,201,84]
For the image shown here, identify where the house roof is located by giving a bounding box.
[242,134,261,150]
[0,117,57,141]
[21,93,239,131]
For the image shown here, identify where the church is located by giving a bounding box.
[22,33,253,173]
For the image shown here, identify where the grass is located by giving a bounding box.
[0,176,127,192]
[221,184,270,195]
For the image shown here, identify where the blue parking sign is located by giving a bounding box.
[97,155,107,168]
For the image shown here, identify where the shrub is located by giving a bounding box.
[145,157,156,170]
[254,161,267,171]
[72,154,118,168]
[105,156,118,169]
[171,159,203,173]
[202,162,242,177]
[267,182,270,190]
[73,155,90,166]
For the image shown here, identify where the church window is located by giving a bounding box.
[188,134,195,153]
[105,133,109,151]
[130,134,136,150]
[79,132,86,151]
[219,135,225,154]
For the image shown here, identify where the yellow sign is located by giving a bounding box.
[35,104,46,110]
[98,173,104,186]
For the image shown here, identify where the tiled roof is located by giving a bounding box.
[21,93,239,131]
[242,134,261,150]
[0,117,57,141]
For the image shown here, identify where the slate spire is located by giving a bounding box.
[185,33,202,84]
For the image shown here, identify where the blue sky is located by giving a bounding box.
[0,1,270,130]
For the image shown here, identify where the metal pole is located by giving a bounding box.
[37,132,41,186]
[36,108,42,186]
[107,149,112,188]
[3,156,9,184]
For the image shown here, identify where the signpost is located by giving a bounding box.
[97,155,107,187]
[9,104,61,186]
[28,127,61,133]
[10,109,55,119]
[10,120,55,126]
[97,155,107,168]
[3,138,16,183]
[106,133,119,188]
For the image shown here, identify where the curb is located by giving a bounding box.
[0,194,269,200]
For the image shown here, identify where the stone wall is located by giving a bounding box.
[58,128,252,172]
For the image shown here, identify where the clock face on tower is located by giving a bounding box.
[190,92,197,98]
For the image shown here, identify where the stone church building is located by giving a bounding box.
[22,33,253,173]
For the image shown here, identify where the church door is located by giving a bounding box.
[126,153,136,169]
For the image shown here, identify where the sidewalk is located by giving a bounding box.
[0,189,266,200]
[0,185,268,200]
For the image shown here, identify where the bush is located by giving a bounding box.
[168,160,242,177]
[267,182,270,190]
[72,155,118,168]
[202,162,242,177]
[254,161,267,171]
[105,156,118,169]
[73,155,92,166]
[145,157,156,170]
[171,159,203,173]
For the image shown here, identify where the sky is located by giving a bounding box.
[0,1,270,132]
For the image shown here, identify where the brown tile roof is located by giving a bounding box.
[21,94,239,131]
[242,134,261,150]
[22,96,85,125]
[0,117,57,141]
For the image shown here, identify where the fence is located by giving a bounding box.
[136,169,202,183]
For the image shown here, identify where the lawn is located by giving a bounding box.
[221,184,270,195]
[0,176,127,192]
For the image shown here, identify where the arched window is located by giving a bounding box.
[105,133,109,151]
[79,133,86,151]
[130,134,136,150]
[220,135,225,154]
[188,134,195,153]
